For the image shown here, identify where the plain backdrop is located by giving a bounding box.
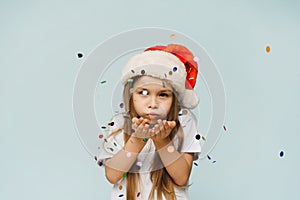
[1,0,300,199]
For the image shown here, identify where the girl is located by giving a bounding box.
[98,44,201,200]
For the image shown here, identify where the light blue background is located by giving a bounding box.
[1,0,299,199]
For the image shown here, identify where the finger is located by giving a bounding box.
[167,121,176,129]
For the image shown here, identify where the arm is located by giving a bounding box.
[105,117,150,184]
[151,120,194,186]
[105,136,145,184]
[154,138,194,186]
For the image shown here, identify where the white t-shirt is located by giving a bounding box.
[98,109,201,200]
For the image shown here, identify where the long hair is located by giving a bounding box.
[122,76,187,200]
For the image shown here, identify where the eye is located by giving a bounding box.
[159,93,169,97]
[139,90,148,96]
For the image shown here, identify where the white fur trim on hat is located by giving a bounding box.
[122,50,199,108]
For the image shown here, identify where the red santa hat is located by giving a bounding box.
[121,44,199,109]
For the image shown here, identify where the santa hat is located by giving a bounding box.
[121,44,199,109]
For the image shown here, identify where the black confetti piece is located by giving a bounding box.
[223,125,227,131]
[193,162,198,166]
[97,161,103,167]
[212,161,216,163]
[207,155,211,160]
[280,151,284,157]
[100,80,106,84]
[131,69,135,73]
[173,67,177,72]
[104,138,108,143]
[109,148,114,152]
[101,126,107,129]
[195,134,201,140]
[77,53,83,58]
[141,69,145,75]
[113,142,117,147]
[118,194,124,197]
[137,192,141,197]
[94,156,97,161]
[108,122,115,126]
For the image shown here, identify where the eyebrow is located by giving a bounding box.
[136,88,172,93]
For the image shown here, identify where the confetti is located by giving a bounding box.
[120,103,124,108]
[118,194,124,197]
[178,113,183,116]
[223,125,227,131]
[141,69,145,75]
[99,134,104,139]
[136,161,142,167]
[104,138,108,143]
[182,110,188,115]
[100,80,106,84]
[143,138,148,142]
[137,192,141,197]
[122,173,127,178]
[170,34,176,39]
[77,53,83,58]
[207,155,211,160]
[266,45,271,53]
[195,134,201,140]
[113,142,117,147]
[119,185,123,190]
[128,79,134,84]
[108,122,115,126]
[126,152,131,158]
[101,126,106,129]
[167,145,175,153]
[169,71,173,75]
[97,161,103,167]
[109,148,114,152]
[201,136,206,141]
[94,156,98,161]
[164,73,167,78]
[173,67,177,72]
[212,161,217,163]
[193,56,200,62]
[193,162,198,166]
[279,151,284,157]
[131,69,135,73]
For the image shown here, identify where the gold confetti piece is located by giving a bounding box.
[201,136,206,141]
[266,45,271,53]
[170,34,176,39]
[119,185,123,190]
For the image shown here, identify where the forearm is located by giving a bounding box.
[155,140,193,186]
[105,137,145,184]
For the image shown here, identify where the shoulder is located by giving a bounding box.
[109,113,126,132]
[178,109,197,129]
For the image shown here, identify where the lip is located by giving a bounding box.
[147,113,159,119]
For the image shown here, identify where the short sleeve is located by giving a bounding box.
[97,114,125,167]
[178,109,201,160]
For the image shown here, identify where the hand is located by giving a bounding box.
[131,117,152,139]
[150,119,176,148]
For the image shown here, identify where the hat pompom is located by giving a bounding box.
[182,90,199,109]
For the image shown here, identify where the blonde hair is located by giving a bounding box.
[121,76,188,200]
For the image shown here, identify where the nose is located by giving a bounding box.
[148,96,158,109]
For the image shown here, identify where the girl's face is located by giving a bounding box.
[132,76,173,124]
